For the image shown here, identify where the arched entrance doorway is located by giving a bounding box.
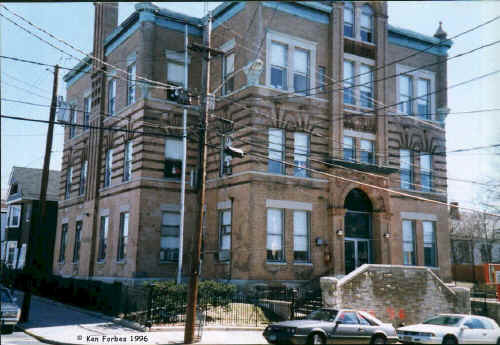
[344,189,373,274]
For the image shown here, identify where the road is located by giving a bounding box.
[0,329,44,345]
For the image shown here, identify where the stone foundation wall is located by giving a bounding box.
[321,264,470,327]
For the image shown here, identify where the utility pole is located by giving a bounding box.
[177,24,188,285]
[184,13,212,344]
[20,65,59,322]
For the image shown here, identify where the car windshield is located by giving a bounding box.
[0,289,13,303]
[422,315,463,326]
[305,309,338,321]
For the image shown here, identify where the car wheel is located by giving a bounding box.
[371,335,387,345]
[307,333,325,345]
[442,335,457,345]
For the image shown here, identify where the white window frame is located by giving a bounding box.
[400,149,413,190]
[108,78,116,116]
[423,221,438,267]
[343,136,355,162]
[343,2,355,39]
[164,137,183,179]
[293,132,310,177]
[402,219,416,266]
[117,212,129,262]
[266,30,316,96]
[220,39,236,96]
[104,149,113,188]
[360,139,375,164]
[420,153,432,192]
[267,208,284,263]
[83,94,91,131]
[160,211,180,262]
[127,62,136,105]
[98,215,109,262]
[360,4,374,43]
[166,49,191,88]
[268,128,284,174]
[395,64,436,120]
[293,210,310,263]
[7,205,21,228]
[123,141,133,182]
[69,105,77,139]
[218,208,231,261]
[344,53,375,112]
[79,160,88,196]
[65,166,73,200]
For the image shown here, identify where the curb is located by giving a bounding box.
[16,324,81,345]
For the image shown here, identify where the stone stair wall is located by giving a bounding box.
[320,264,470,327]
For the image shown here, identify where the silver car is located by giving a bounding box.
[263,308,398,344]
[397,314,500,344]
[1,286,20,333]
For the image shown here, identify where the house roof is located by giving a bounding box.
[7,167,60,203]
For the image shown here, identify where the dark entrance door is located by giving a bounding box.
[344,189,373,274]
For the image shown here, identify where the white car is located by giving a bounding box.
[397,314,500,344]
[1,286,20,334]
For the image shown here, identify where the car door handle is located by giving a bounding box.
[358,328,365,332]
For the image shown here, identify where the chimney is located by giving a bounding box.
[450,202,461,220]
[92,3,118,69]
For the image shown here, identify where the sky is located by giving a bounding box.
[1,1,499,210]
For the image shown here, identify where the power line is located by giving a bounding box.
[1,80,52,100]
[1,5,179,91]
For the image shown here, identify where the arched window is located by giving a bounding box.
[345,188,373,212]
[343,2,354,38]
[360,5,374,43]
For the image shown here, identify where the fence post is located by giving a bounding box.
[146,285,153,327]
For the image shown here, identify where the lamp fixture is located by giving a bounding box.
[336,229,344,237]
[383,232,392,239]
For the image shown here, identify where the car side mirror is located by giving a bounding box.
[461,325,470,331]
[336,320,343,325]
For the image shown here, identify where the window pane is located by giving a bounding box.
[222,210,231,225]
[402,221,413,241]
[165,138,183,160]
[294,74,309,95]
[267,209,282,235]
[360,65,373,108]
[221,235,231,250]
[400,149,411,169]
[163,212,180,226]
[420,154,431,172]
[417,79,430,119]
[317,66,326,91]
[271,42,287,67]
[268,129,283,173]
[399,75,412,114]
[271,67,287,89]
[344,136,355,161]
[294,49,309,74]
[294,211,308,236]
[225,53,234,75]
[294,237,307,251]
[168,62,185,85]
[294,133,309,176]
[360,140,374,164]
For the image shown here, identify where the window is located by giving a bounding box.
[343,136,355,162]
[268,129,284,174]
[294,133,310,177]
[219,209,231,261]
[400,149,413,190]
[166,50,189,88]
[79,160,87,196]
[108,79,116,116]
[267,32,316,94]
[59,223,68,263]
[343,60,355,105]
[360,5,374,43]
[398,75,412,115]
[402,220,416,265]
[294,210,310,262]
[417,79,430,119]
[65,166,73,199]
[360,139,375,164]
[359,64,373,108]
[420,153,432,192]
[98,216,108,262]
[223,52,234,95]
[104,149,113,188]
[423,221,437,267]
[83,96,91,131]
[160,212,180,262]
[338,311,359,325]
[344,2,354,38]
[117,212,129,261]
[123,141,132,182]
[127,62,136,105]
[293,48,310,95]
[267,209,284,262]
[164,138,182,179]
[7,205,21,228]
[220,135,232,176]
[69,106,76,138]
[270,42,288,90]
[73,221,82,263]
[396,65,435,120]
[317,66,326,92]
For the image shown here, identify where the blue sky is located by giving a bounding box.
[1,2,499,210]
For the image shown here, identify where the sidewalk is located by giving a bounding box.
[14,291,267,345]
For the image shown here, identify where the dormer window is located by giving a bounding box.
[360,5,374,43]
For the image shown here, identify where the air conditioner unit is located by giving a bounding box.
[56,96,70,123]
[218,249,230,261]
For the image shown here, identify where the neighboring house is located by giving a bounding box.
[55,1,453,286]
[450,203,500,282]
[1,200,7,263]
[5,167,60,273]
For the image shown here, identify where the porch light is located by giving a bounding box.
[383,232,392,239]
[336,229,344,237]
